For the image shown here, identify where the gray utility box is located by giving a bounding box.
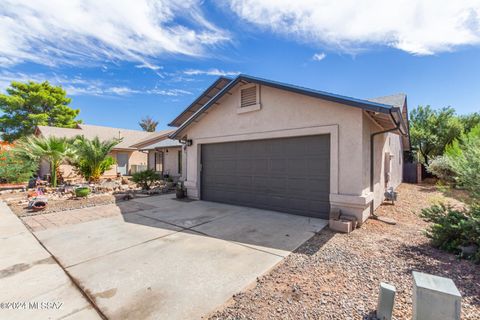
[413,271,461,320]
[377,282,396,320]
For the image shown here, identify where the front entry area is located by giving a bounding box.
[201,134,331,219]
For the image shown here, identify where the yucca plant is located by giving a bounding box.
[70,136,120,182]
[14,135,72,187]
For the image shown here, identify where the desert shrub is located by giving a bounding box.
[132,169,161,190]
[421,204,480,263]
[0,149,37,183]
[444,124,480,202]
[427,156,456,185]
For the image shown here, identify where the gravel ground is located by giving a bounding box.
[6,194,116,216]
[209,183,480,320]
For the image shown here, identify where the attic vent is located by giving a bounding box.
[240,85,258,108]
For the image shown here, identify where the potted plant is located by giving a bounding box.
[75,186,90,198]
[176,181,186,199]
[166,176,174,189]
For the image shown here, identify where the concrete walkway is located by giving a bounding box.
[0,201,101,320]
[30,195,328,319]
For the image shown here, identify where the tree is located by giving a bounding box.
[459,112,480,133]
[409,105,463,165]
[0,149,37,183]
[139,116,158,132]
[14,136,72,187]
[70,136,120,182]
[0,81,81,142]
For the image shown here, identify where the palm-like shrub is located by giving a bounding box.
[70,136,119,182]
[14,136,72,187]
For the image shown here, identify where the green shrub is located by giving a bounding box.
[0,149,37,183]
[445,124,480,202]
[427,156,457,185]
[421,204,480,263]
[131,169,161,190]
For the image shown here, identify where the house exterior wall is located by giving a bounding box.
[147,151,157,171]
[163,148,182,177]
[362,114,403,213]
[146,147,182,176]
[179,84,390,223]
[127,150,148,174]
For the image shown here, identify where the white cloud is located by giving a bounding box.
[312,52,326,61]
[183,68,241,76]
[135,63,163,71]
[227,0,480,55]
[147,88,192,96]
[0,71,192,97]
[0,0,230,67]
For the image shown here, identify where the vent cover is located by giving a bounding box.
[240,85,257,108]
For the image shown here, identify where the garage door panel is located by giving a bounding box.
[201,135,330,219]
[253,159,268,173]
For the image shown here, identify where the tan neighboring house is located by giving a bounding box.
[34,124,182,180]
[169,75,410,224]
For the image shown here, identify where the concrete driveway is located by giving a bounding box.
[32,194,327,319]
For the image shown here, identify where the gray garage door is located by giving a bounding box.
[201,135,330,219]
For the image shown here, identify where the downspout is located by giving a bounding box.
[369,110,402,217]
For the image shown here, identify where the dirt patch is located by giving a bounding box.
[209,183,480,320]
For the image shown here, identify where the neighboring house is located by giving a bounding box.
[130,136,183,178]
[34,124,180,180]
[169,75,409,224]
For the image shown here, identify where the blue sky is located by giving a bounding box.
[1,1,480,131]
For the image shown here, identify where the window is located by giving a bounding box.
[178,150,182,175]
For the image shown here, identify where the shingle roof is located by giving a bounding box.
[36,124,174,150]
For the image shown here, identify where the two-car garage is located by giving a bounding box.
[200,134,331,219]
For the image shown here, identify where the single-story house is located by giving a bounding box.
[169,75,409,224]
[35,124,182,180]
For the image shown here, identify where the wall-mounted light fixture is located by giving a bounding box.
[179,138,193,146]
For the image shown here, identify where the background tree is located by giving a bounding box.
[409,105,463,165]
[459,112,480,133]
[139,116,158,132]
[0,81,81,142]
[70,136,120,182]
[14,136,72,187]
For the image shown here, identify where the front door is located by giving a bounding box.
[117,152,129,175]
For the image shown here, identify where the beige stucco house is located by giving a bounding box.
[35,124,182,180]
[169,75,409,224]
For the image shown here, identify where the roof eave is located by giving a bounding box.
[167,76,232,127]
[170,74,398,139]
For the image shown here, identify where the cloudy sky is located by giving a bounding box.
[1,0,480,130]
